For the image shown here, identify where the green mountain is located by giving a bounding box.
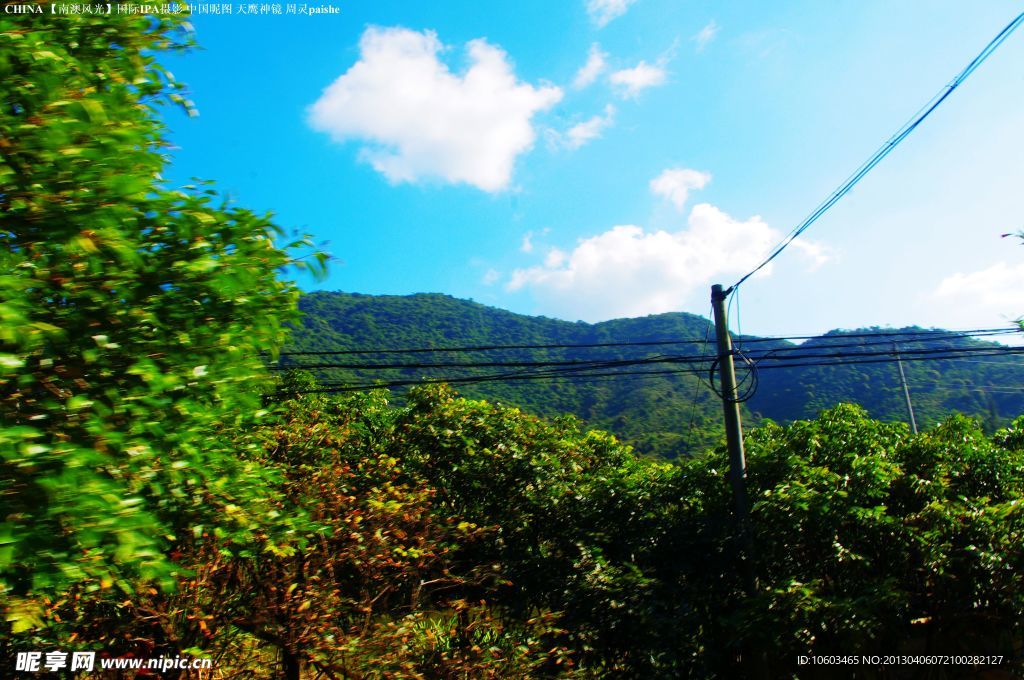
[751,329,1024,429]
[282,291,1024,457]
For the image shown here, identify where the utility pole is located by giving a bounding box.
[893,342,918,434]
[711,285,751,525]
[711,285,760,674]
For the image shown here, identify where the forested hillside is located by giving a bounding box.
[752,330,1024,427]
[287,292,726,456]
[284,291,1024,457]
[6,12,1024,678]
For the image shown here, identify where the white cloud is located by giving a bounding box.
[573,43,608,89]
[924,262,1024,332]
[586,0,637,28]
[520,232,534,253]
[559,105,615,150]
[789,237,832,271]
[308,26,562,192]
[650,168,711,211]
[934,262,1024,314]
[482,268,502,286]
[693,20,719,52]
[507,203,828,321]
[609,60,666,99]
[545,248,567,268]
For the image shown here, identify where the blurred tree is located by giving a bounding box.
[0,12,324,626]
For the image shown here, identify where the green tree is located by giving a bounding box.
[395,385,690,676]
[24,387,577,678]
[676,405,1024,677]
[0,12,323,628]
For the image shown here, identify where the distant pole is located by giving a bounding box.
[710,285,751,541]
[893,342,918,434]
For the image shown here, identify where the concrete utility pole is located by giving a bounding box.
[710,283,762,680]
[893,342,918,434]
[710,285,751,538]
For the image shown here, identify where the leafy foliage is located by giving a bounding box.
[10,388,587,678]
[0,13,321,614]
[285,292,1024,457]
[9,375,1024,677]
[4,13,1023,680]
[396,386,690,675]
[289,292,728,458]
[676,405,1024,676]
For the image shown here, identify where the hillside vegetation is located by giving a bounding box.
[12,382,1024,677]
[4,13,1024,679]
[286,291,1024,457]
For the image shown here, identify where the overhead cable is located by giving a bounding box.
[294,344,1024,394]
[274,327,1019,369]
[728,9,1024,294]
[275,331,1020,374]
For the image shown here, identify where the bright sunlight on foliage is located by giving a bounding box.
[2,12,1022,680]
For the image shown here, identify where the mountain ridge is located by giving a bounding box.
[284,291,1024,457]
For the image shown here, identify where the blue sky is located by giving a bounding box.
[161,0,1024,337]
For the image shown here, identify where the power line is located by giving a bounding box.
[686,307,715,447]
[737,327,1018,344]
[274,329,1021,373]
[754,343,1024,365]
[932,358,1024,366]
[293,344,1024,394]
[276,323,1019,360]
[304,365,712,394]
[274,355,680,371]
[728,9,1024,294]
[290,346,1024,393]
[745,331,1019,360]
[277,337,708,356]
[753,347,1024,371]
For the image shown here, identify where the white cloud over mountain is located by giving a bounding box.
[934,262,1024,320]
[507,201,830,322]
